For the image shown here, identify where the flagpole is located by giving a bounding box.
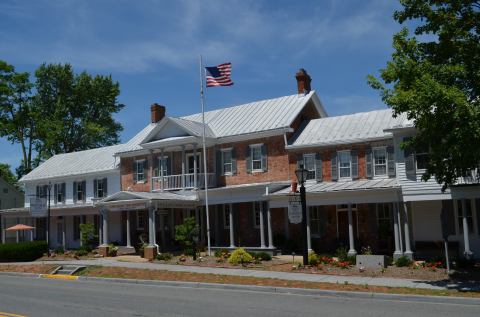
[199,55,212,256]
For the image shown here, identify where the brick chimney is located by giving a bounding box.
[295,68,312,94]
[151,103,166,123]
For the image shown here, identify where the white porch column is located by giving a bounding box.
[402,202,413,258]
[306,206,312,252]
[181,146,186,189]
[98,214,103,246]
[259,203,266,248]
[126,211,132,248]
[149,150,154,192]
[229,204,235,248]
[266,204,274,249]
[148,205,156,246]
[79,216,84,247]
[160,149,164,192]
[193,144,198,189]
[102,209,109,246]
[393,202,402,259]
[396,202,404,252]
[62,216,66,250]
[347,203,357,256]
[461,199,473,258]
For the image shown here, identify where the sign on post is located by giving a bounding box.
[288,195,302,224]
[29,198,47,218]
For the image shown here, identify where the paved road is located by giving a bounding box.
[0,276,478,317]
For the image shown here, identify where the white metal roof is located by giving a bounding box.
[182,91,320,138]
[19,124,155,182]
[169,117,216,138]
[271,178,399,195]
[288,109,407,148]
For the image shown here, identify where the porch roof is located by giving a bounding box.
[271,178,399,196]
[98,191,200,204]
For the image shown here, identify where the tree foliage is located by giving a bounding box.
[0,61,125,178]
[0,163,19,190]
[368,0,480,190]
[175,217,200,253]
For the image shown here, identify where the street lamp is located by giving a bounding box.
[295,164,309,266]
[47,183,52,257]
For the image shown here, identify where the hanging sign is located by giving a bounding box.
[29,198,47,218]
[288,195,302,224]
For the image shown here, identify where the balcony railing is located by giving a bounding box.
[456,168,480,186]
[152,173,217,191]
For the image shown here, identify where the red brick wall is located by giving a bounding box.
[217,135,291,187]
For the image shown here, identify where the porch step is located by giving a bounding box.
[117,246,136,255]
[52,265,85,275]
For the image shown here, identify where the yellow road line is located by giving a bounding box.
[40,274,78,280]
[0,312,28,317]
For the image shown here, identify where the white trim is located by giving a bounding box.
[372,146,388,177]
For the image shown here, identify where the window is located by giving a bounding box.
[37,185,48,198]
[222,149,233,175]
[377,203,392,227]
[75,182,84,202]
[94,179,107,198]
[373,148,387,176]
[416,149,429,170]
[135,160,145,182]
[55,183,65,204]
[303,154,316,180]
[457,200,474,234]
[158,156,171,176]
[309,206,325,237]
[136,211,146,230]
[338,151,351,178]
[251,145,263,171]
[73,216,81,240]
[253,202,262,228]
[223,204,231,228]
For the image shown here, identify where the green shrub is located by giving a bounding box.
[228,248,254,265]
[251,251,272,262]
[0,241,47,262]
[346,256,356,265]
[395,256,412,267]
[157,252,173,261]
[54,246,64,254]
[79,223,97,250]
[107,244,118,257]
[335,246,348,261]
[75,248,89,257]
[214,248,230,258]
[308,251,319,266]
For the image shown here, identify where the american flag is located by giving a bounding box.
[205,63,233,87]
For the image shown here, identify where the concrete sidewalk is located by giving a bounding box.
[2,258,478,291]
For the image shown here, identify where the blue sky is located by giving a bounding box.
[0,0,403,171]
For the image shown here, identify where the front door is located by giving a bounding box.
[187,153,201,174]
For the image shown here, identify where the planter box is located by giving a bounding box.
[356,255,387,269]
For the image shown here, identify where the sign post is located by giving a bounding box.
[440,208,451,274]
[288,195,302,224]
[29,198,47,218]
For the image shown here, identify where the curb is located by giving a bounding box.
[40,274,79,280]
[1,271,479,306]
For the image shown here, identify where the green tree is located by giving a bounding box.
[175,217,200,259]
[0,61,37,177]
[368,1,480,190]
[34,63,125,160]
[0,163,19,189]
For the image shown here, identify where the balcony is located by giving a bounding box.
[152,173,217,191]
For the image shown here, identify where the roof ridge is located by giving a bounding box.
[309,108,391,121]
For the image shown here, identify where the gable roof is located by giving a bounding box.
[19,124,154,183]
[287,109,407,149]
[181,91,323,138]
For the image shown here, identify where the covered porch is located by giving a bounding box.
[268,179,413,259]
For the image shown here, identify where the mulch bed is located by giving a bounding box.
[0,264,56,274]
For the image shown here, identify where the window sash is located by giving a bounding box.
[136,161,145,181]
[76,183,83,201]
[222,150,233,174]
[303,154,316,180]
[251,146,262,171]
[338,152,351,178]
[373,148,387,176]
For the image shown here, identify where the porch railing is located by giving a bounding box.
[456,168,480,186]
[152,173,217,191]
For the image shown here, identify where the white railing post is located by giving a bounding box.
[194,144,198,189]
[160,149,164,192]
[181,146,186,189]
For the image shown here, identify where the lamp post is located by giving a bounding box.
[295,164,309,266]
[47,183,52,257]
